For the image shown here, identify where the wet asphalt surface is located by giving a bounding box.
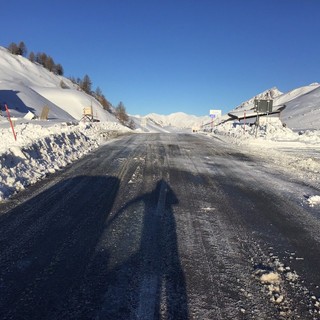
[0,133,320,319]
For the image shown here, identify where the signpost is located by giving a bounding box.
[210,109,222,117]
[254,99,273,113]
[4,104,17,141]
[209,109,221,130]
[253,99,273,137]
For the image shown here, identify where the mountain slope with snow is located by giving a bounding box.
[277,84,320,130]
[233,87,284,112]
[0,46,115,122]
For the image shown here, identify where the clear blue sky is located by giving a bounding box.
[1,0,320,116]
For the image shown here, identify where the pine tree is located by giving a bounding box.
[95,86,103,97]
[28,51,35,62]
[8,42,19,54]
[36,52,48,66]
[54,63,64,75]
[45,56,55,72]
[115,102,129,124]
[80,74,92,94]
[17,41,27,56]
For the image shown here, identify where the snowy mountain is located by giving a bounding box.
[233,87,284,112]
[131,112,211,132]
[229,84,320,130]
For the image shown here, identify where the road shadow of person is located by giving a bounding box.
[1,177,189,319]
[0,175,120,319]
[95,179,189,320]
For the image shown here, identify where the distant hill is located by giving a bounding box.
[131,112,210,132]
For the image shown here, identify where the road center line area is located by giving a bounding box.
[0,133,319,319]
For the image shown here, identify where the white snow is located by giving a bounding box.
[0,121,130,201]
[307,195,320,207]
[0,45,320,203]
[260,272,280,284]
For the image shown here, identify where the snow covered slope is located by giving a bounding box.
[0,46,115,122]
[276,84,320,130]
[233,87,283,112]
[0,82,74,121]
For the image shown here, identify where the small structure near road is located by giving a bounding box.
[81,106,99,122]
[81,106,93,122]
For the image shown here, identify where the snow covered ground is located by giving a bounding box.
[0,45,319,205]
[211,118,320,207]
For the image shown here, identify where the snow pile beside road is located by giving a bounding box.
[214,118,320,146]
[214,118,300,142]
[212,119,320,184]
[0,121,131,201]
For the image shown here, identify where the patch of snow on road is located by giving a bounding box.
[260,272,280,284]
[306,195,320,207]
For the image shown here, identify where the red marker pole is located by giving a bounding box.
[4,104,17,141]
[244,111,246,132]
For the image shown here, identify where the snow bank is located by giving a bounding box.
[0,121,131,201]
[214,118,296,141]
[214,118,320,146]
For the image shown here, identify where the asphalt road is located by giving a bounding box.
[0,133,319,320]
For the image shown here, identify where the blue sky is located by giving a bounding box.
[1,0,320,116]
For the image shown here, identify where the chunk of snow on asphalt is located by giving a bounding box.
[285,272,299,282]
[260,272,280,284]
[306,195,320,207]
[201,207,216,212]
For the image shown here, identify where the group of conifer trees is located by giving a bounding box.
[8,41,63,76]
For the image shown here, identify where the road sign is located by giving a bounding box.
[210,109,221,117]
[254,99,273,113]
